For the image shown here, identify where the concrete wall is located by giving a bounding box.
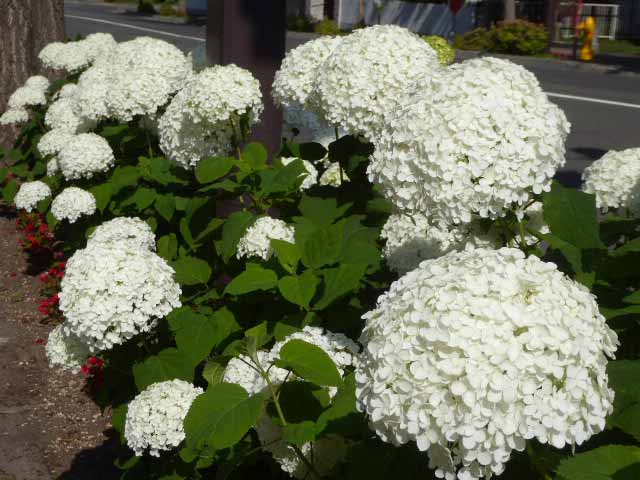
[335,0,477,36]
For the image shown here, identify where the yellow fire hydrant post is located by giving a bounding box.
[575,16,596,61]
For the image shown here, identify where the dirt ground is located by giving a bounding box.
[0,212,119,480]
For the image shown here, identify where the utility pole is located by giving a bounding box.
[206,0,287,156]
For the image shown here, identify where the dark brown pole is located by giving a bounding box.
[207,0,286,156]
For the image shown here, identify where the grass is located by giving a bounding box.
[598,39,640,55]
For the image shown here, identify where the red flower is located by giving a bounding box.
[35,338,45,345]
[9,272,17,278]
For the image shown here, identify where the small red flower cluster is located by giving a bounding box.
[81,356,105,392]
[38,261,66,323]
[16,211,55,254]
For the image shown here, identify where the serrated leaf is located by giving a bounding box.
[543,181,604,250]
[184,383,266,451]
[556,445,640,480]
[155,194,175,222]
[245,322,271,352]
[219,211,254,262]
[316,372,357,434]
[89,183,113,214]
[282,421,317,446]
[298,196,352,227]
[195,156,234,184]
[278,272,320,310]
[607,360,640,441]
[2,180,18,202]
[179,217,197,250]
[133,187,157,210]
[271,239,300,274]
[110,166,140,193]
[600,305,640,320]
[314,263,367,310]
[171,256,212,286]
[132,348,193,391]
[202,359,227,386]
[276,339,343,387]
[225,266,278,296]
[157,233,178,261]
[242,143,268,171]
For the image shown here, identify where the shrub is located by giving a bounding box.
[453,27,493,51]
[314,19,343,36]
[287,15,314,33]
[491,20,548,55]
[137,0,156,14]
[423,35,456,65]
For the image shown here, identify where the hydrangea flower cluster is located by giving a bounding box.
[45,97,95,133]
[39,41,93,73]
[0,108,29,125]
[1,75,50,125]
[582,148,640,213]
[58,240,181,351]
[51,187,97,223]
[45,324,90,373]
[236,216,295,261]
[313,25,441,141]
[319,163,349,187]
[368,57,570,224]
[14,181,52,212]
[125,379,203,457]
[37,129,75,158]
[357,248,618,480]
[57,133,115,180]
[424,35,456,65]
[159,64,262,168]
[223,326,360,478]
[380,212,498,274]
[281,157,318,190]
[88,217,156,251]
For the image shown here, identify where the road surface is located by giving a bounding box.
[64,1,640,184]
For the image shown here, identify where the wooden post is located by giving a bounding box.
[207,0,287,156]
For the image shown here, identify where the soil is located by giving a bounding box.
[0,212,119,480]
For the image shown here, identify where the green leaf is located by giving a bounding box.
[298,196,352,227]
[157,233,178,261]
[2,180,18,203]
[623,291,640,304]
[600,305,640,320]
[276,380,330,423]
[184,383,266,451]
[174,309,240,367]
[607,360,640,441]
[242,143,267,171]
[271,239,300,274]
[245,322,272,352]
[298,142,327,162]
[0,167,9,183]
[282,421,317,446]
[276,339,343,387]
[202,359,227,386]
[110,166,140,193]
[316,372,357,434]
[195,156,235,184]
[260,159,307,195]
[611,237,640,257]
[132,348,193,391]
[225,265,278,296]
[100,124,128,137]
[46,211,58,231]
[194,218,224,243]
[278,272,320,310]
[155,194,175,222]
[300,225,342,269]
[133,187,157,210]
[556,445,640,480]
[171,256,212,286]
[219,211,254,262]
[89,183,113,214]
[542,181,604,250]
[179,217,197,250]
[314,263,367,310]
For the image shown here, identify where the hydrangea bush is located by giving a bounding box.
[0,29,638,480]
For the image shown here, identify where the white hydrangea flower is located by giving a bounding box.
[7,86,47,109]
[39,41,91,73]
[25,75,50,92]
[381,212,499,275]
[582,148,640,213]
[45,97,95,133]
[105,37,192,122]
[319,163,349,187]
[74,63,111,121]
[57,133,115,180]
[125,379,203,457]
[88,217,156,251]
[357,247,618,480]
[281,157,318,190]
[59,241,181,351]
[514,201,549,246]
[368,57,570,224]
[273,36,342,123]
[45,324,90,373]
[0,108,29,125]
[37,129,75,158]
[51,187,97,223]
[313,25,441,141]
[81,32,118,63]
[54,83,79,100]
[223,326,360,479]
[14,181,51,212]
[47,158,59,176]
[236,216,295,261]
[159,64,263,169]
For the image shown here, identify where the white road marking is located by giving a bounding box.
[64,14,205,42]
[546,92,640,109]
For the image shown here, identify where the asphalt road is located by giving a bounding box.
[64,1,640,184]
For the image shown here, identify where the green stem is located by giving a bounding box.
[334,127,344,186]
[518,219,528,252]
[144,128,153,158]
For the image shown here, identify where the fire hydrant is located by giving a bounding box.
[576,16,596,61]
